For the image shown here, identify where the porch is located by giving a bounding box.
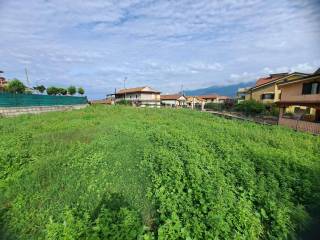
[277,101,320,135]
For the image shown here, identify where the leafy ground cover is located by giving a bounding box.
[0,105,319,239]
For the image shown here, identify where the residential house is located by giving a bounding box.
[161,94,187,107]
[216,96,230,103]
[198,95,218,103]
[245,72,309,103]
[277,69,320,134]
[115,86,161,107]
[186,96,205,109]
[198,94,230,103]
[236,87,250,103]
[0,77,7,91]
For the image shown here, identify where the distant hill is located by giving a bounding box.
[185,81,255,97]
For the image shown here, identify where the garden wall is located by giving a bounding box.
[0,92,88,107]
[0,92,88,116]
[0,105,88,117]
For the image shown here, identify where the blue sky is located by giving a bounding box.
[0,0,320,99]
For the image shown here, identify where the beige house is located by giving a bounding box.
[245,72,309,103]
[236,87,250,103]
[160,94,187,107]
[198,95,218,103]
[277,70,320,134]
[115,86,161,107]
[198,95,230,103]
[186,96,205,109]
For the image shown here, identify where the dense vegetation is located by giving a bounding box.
[0,106,319,239]
[206,100,279,117]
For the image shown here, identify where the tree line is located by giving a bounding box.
[1,78,85,96]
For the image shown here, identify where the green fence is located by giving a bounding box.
[0,92,88,107]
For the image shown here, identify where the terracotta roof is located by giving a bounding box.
[198,94,218,99]
[160,94,185,100]
[116,86,160,94]
[217,96,230,100]
[256,75,285,87]
[251,72,311,90]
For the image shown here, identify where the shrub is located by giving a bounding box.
[266,104,280,117]
[205,102,223,111]
[234,100,266,116]
[68,86,77,96]
[6,79,26,94]
[117,100,131,105]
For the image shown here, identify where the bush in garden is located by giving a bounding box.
[117,100,131,105]
[234,100,266,116]
[205,102,223,111]
[265,103,280,117]
[223,99,236,111]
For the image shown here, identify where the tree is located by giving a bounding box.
[78,87,85,95]
[58,88,67,95]
[46,87,59,95]
[67,86,76,95]
[6,79,26,94]
[33,85,46,93]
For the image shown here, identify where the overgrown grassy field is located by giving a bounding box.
[1,106,319,239]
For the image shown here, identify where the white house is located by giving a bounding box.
[115,86,161,107]
[160,94,187,107]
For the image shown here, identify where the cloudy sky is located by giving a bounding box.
[1,0,320,99]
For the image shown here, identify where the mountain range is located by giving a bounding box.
[184,81,255,97]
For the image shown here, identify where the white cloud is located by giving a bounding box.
[0,0,319,99]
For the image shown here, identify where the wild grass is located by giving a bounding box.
[0,105,319,239]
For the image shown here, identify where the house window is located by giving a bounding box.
[306,107,311,114]
[302,82,320,95]
[261,93,275,100]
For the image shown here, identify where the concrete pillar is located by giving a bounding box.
[201,101,205,111]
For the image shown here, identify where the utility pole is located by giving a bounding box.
[25,68,30,86]
[180,84,184,95]
[123,77,127,100]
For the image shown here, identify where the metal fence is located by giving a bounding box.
[0,92,88,107]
